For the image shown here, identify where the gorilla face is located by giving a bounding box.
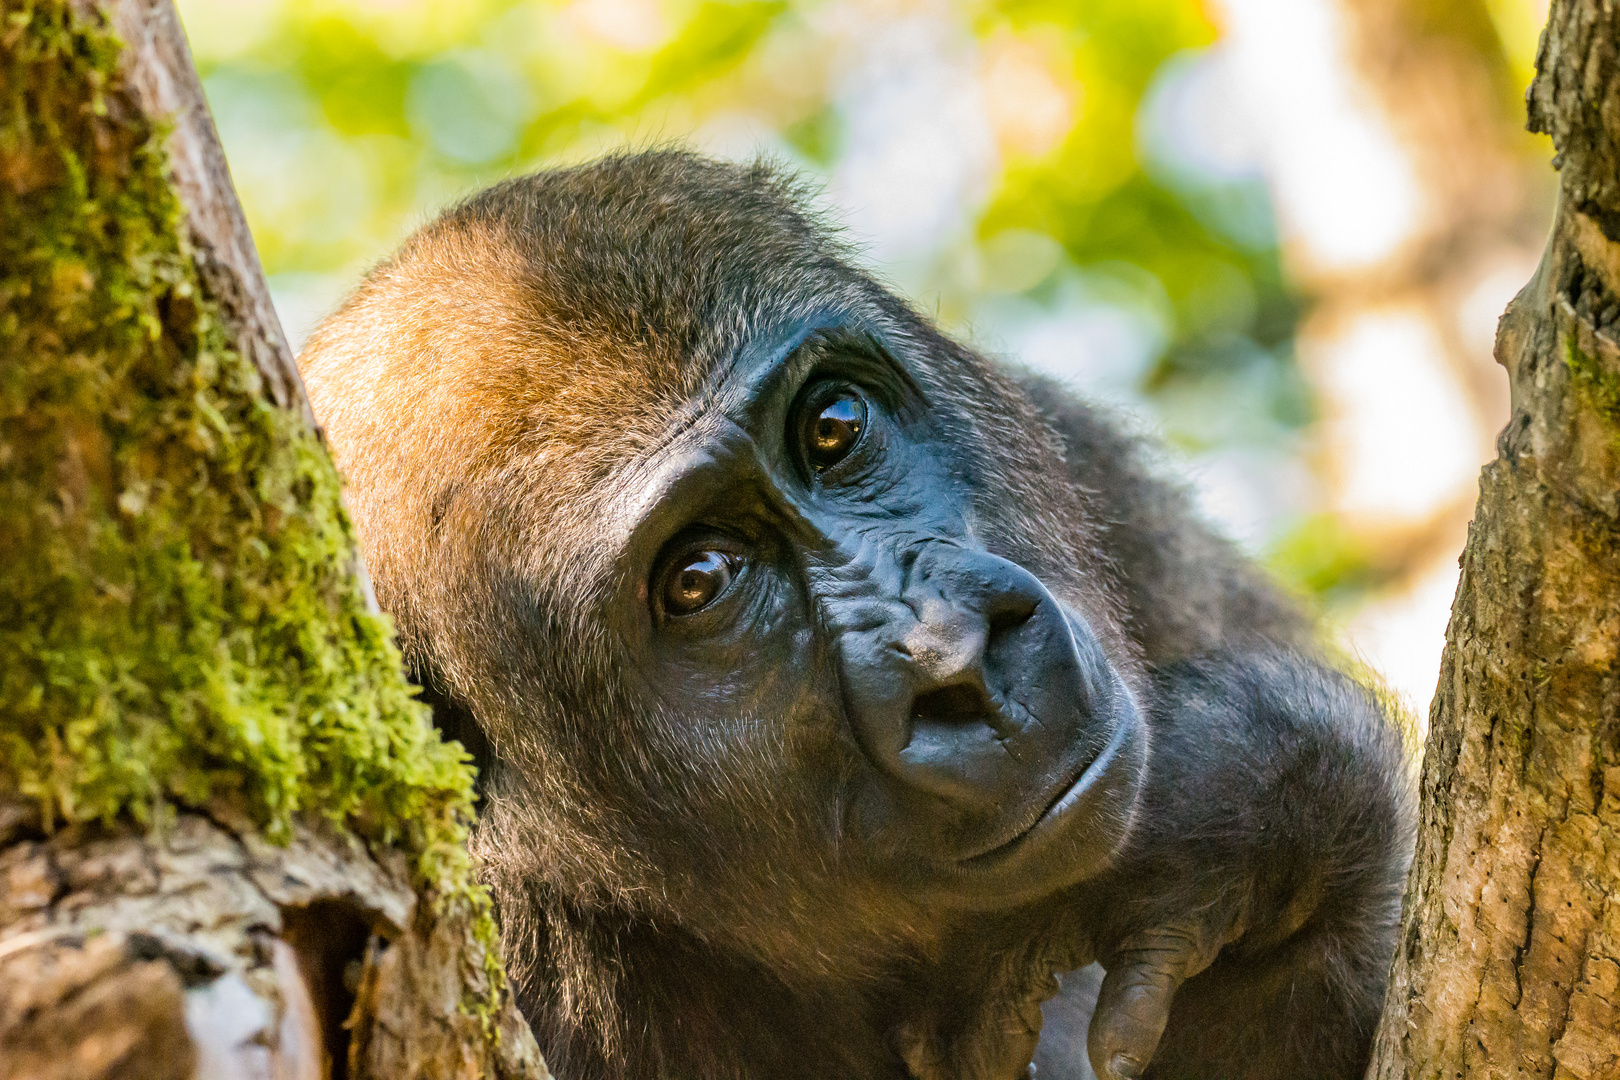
[614,322,1146,912]
[295,148,1160,973]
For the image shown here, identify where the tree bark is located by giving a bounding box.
[1368,1,1620,1077]
[0,2,545,1077]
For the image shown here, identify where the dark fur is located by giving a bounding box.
[299,151,1414,1080]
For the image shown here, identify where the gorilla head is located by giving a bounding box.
[300,151,1412,1080]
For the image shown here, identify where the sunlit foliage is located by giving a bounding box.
[182,0,1294,444]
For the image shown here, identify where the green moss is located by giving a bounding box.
[0,0,501,1023]
[1565,335,1620,432]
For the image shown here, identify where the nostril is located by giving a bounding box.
[911,683,994,722]
[987,593,1039,636]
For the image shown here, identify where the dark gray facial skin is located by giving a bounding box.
[298,150,1416,1080]
[621,323,1148,910]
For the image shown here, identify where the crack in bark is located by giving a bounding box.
[1512,833,1546,1009]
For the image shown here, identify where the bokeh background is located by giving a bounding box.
[176,0,1558,722]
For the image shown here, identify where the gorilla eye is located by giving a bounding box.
[661,550,739,616]
[799,385,868,471]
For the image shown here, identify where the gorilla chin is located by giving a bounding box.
[299,150,1416,1080]
[946,676,1146,906]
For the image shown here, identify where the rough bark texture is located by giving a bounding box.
[0,815,545,1080]
[0,2,546,1076]
[1367,2,1620,1077]
[103,0,309,426]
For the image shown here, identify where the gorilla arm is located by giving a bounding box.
[1011,374,1414,1078]
[896,650,1414,1080]
[1076,653,1414,1080]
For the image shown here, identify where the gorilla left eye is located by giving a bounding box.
[798,385,868,471]
[661,550,739,616]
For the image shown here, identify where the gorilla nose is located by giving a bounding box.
[903,586,1040,743]
[837,546,1093,812]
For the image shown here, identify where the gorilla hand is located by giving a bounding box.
[1089,921,1237,1080]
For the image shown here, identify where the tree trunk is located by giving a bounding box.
[1368,1,1620,1077]
[0,2,545,1077]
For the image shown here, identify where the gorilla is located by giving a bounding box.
[298,151,1414,1080]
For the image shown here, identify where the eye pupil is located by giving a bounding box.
[803,390,866,469]
[663,550,735,616]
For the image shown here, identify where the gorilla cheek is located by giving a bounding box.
[637,604,845,843]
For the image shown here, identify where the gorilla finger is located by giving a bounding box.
[1087,929,1206,1080]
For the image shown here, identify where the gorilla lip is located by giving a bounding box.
[960,701,1144,870]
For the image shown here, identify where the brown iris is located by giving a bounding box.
[662,550,737,616]
[801,387,867,470]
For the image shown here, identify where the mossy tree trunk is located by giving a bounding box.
[0,2,545,1077]
[1368,1,1620,1077]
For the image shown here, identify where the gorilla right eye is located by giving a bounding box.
[660,550,739,616]
[798,384,868,472]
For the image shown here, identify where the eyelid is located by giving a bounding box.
[807,361,900,414]
[793,323,909,386]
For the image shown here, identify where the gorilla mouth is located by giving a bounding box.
[958,758,1095,863]
[960,705,1144,870]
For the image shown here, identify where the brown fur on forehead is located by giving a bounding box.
[298,216,671,663]
[299,153,854,660]
[317,152,843,468]
[439,149,848,404]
